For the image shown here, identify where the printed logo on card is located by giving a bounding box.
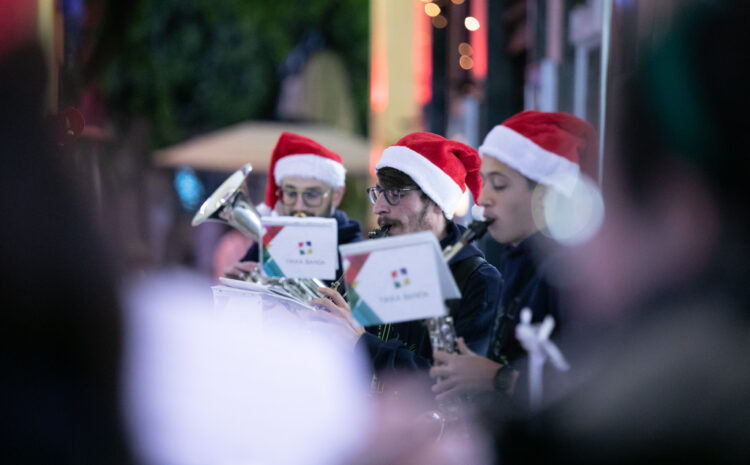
[391,268,410,288]
[298,241,313,255]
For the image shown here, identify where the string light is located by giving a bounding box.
[459,55,474,70]
[464,16,480,31]
[431,15,448,28]
[458,42,473,56]
[425,3,441,17]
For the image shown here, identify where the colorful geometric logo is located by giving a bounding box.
[298,241,313,255]
[391,268,410,288]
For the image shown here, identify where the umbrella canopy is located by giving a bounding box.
[154,121,373,174]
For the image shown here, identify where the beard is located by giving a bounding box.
[377,201,432,236]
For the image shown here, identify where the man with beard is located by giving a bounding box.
[226,132,363,282]
[315,132,501,381]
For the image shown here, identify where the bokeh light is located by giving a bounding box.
[458,42,473,56]
[431,15,448,28]
[464,16,480,31]
[175,166,205,212]
[425,3,441,17]
[459,55,474,70]
[535,174,605,246]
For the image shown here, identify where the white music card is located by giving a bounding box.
[259,216,338,280]
[338,231,460,326]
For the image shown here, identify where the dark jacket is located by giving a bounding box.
[487,232,560,368]
[240,209,364,283]
[357,221,502,375]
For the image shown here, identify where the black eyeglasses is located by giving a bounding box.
[278,188,331,207]
[366,186,420,206]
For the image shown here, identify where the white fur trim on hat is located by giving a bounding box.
[255,202,274,216]
[274,154,346,188]
[376,146,464,219]
[479,125,579,195]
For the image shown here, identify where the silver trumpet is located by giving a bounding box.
[191,163,329,304]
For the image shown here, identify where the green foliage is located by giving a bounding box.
[101,0,369,149]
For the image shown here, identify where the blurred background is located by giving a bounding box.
[13,0,687,280]
[6,2,748,465]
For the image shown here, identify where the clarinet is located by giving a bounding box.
[367,224,391,239]
[426,218,493,437]
[427,219,493,354]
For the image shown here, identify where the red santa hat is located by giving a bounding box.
[260,132,346,214]
[478,111,598,194]
[375,132,481,220]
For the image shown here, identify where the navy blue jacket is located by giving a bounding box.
[487,232,560,367]
[240,209,364,283]
[357,221,502,375]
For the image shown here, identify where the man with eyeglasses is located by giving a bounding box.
[226,132,363,280]
[314,132,501,384]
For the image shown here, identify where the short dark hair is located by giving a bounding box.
[376,167,436,207]
[376,167,417,190]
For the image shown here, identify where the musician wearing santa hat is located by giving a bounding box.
[430,111,598,401]
[226,132,363,279]
[315,132,501,383]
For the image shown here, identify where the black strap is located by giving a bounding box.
[446,255,488,315]
[505,259,539,319]
[490,259,539,364]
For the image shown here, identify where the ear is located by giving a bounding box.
[430,201,444,216]
[430,202,448,231]
[331,186,345,209]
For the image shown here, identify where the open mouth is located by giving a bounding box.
[377,218,397,233]
[480,216,498,232]
[368,223,391,239]
[378,220,393,233]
